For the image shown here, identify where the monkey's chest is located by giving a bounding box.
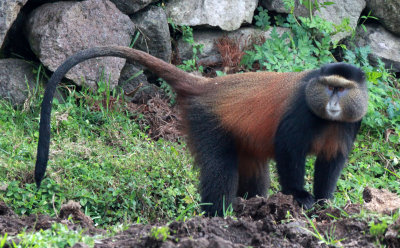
[310,125,346,160]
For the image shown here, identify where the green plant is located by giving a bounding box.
[2,223,99,248]
[359,10,379,33]
[159,78,177,105]
[150,226,170,241]
[369,220,388,238]
[303,215,345,246]
[242,9,341,72]
[130,30,142,48]
[0,233,7,248]
[162,23,204,104]
[168,22,204,73]
[254,7,271,30]
[300,0,335,19]
[215,71,227,77]
[282,0,296,12]
[222,196,235,218]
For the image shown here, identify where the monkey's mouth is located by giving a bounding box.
[326,105,342,120]
[326,107,341,119]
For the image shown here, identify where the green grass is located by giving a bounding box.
[0,90,201,227]
[0,223,100,248]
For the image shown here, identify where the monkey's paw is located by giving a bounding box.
[293,190,315,209]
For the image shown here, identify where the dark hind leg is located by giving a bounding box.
[187,103,238,216]
[197,147,238,216]
[237,153,269,199]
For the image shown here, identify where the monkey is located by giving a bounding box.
[34,46,368,216]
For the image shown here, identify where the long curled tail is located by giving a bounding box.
[35,46,205,187]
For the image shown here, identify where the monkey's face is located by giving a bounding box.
[306,75,368,122]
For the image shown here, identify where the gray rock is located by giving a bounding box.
[283,220,310,240]
[0,0,29,49]
[26,0,134,89]
[316,0,366,41]
[0,59,35,106]
[131,6,172,62]
[366,0,400,36]
[355,24,400,72]
[262,0,366,41]
[118,63,163,103]
[109,0,158,15]
[177,27,289,64]
[165,0,258,31]
[260,0,310,17]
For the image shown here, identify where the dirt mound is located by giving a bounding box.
[363,187,400,214]
[96,194,378,248]
[0,201,99,237]
[1,193,399,247]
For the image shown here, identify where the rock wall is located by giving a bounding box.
[0,0,399,105]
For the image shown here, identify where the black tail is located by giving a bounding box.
[35,46,204,187]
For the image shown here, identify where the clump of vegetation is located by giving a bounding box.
[150,226,170,241]
[0,223,99,248]
[0,79,200,226]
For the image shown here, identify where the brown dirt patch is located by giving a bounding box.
[363,186,400,214]
[0,201,100,237]
[2,192,399,247]
[126,96,182,142]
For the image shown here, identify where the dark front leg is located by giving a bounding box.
[275,150,315,209]
[313,153,346,201]
[273,92,317,209]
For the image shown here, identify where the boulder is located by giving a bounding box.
[355,24,400,72]
[131,6,171,63]
[119,5,170,103]
[366,0,400,36]
[316,0,366,41]
[26,0,134,89]
[109,0,158,15]
[262,0,366,41]
[0,0,29,49]
[118,63,163,103]
[0,59,35,106]
[260,0,309,17]
[165,0,258,31]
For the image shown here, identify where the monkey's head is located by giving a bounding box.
[305,63,368,122]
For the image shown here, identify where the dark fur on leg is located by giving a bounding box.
[237,160,269,199]
[187,102,238,216]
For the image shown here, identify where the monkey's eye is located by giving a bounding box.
[328,85,334,91]
[337,87,345,92]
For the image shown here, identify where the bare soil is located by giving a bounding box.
[1,192,399,248]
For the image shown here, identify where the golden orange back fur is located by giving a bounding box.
[200,71,307,159]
